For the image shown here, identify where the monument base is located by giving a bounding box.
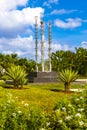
[28,71,58,83]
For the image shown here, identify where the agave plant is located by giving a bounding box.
[59,69,78,91]
[3,64,27,88]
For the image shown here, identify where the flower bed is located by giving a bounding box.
[0,89,87,130]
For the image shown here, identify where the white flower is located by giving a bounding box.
[55,109,60,112]
[79,121,84,126]
[7,100,11,103]
[4,106,6,109]
[46,122,50,126]
[68,104,72,107]
[7,93,12,97]
[58,120,62,123]
[24,103,29,107]
[65,115,72,120]
[76,98,79,101]
[62,107,66,111]
[78,108,84,112]
[12,113,16,117]
[80,96,84,100]
[18,110,22,114]
[75,113,81,118]
[84,123,87,127]
[40,128,45,130]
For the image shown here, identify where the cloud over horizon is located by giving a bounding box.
[81,41,87,48]
[54,18,82,29]
[0,35,39,59]
[51,9,77,15]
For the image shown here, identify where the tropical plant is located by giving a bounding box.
[3,64,27,88]
[51,48,87,76]
[59,69,78,91]
[74,47,87,76]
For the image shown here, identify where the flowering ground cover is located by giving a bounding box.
[0,82,87,130]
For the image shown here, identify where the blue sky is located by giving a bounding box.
[0,0,87,60]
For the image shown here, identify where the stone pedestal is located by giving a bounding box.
[28,71,58,83]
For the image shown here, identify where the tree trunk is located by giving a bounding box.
[65,83,71,92]
[13,80,19,88]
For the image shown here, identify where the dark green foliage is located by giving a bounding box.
[0,53,36,73]
[51,47,87,76]
[0,47,87,76]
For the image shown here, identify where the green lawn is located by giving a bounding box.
[0,81,86,113]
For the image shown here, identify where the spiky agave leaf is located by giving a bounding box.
[59,69,78,91]
[59,69,78,83]
[4,64,27,88]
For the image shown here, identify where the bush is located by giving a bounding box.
[3,64,27,88]
[0,91,87,130]
[0,94,47,130]
[59,69,78,91]
[46,91,87,130]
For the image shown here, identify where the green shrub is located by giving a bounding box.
[59,69,78,91]
[0,94,47,130]
[3,64,27,88]
[46,92,87,130]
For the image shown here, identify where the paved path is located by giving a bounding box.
[76,79,87,82]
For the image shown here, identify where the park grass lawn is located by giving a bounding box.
[0,81,86,113]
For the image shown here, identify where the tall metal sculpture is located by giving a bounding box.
[35,16,38,72]
[34,14,52,72]
[28,15,58,83]
[48,21,52,72]
[40,14,45,72]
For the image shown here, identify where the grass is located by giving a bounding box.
[0,81,86,113]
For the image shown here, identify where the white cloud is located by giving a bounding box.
[0,0,28,11]
[81,41,87,48]
[43,0,58,7]
[0,0,45,59]
[0,36,35,58]
[0,0,44,38]
[52,43,70,52]
[43,2,51,8]
[0,35,76,60]
[52,44,61,50]
[49,0,58,4]
[54,18,82,29]
[51,9,77,15]
[0,7,44,37]
[0,36,51,60]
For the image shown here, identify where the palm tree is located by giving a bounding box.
[59,69,78,91]
[4,64,27,88]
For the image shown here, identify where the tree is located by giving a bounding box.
[59,69,78,91]
[18,58,36,72]
[3,64,27,88]
[51,50,75,71]
[74,47,87,76]
[51,50,64,71]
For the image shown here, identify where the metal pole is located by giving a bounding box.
[40,14,45,72]
[48,21,52,72]
[35,16,38,72]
